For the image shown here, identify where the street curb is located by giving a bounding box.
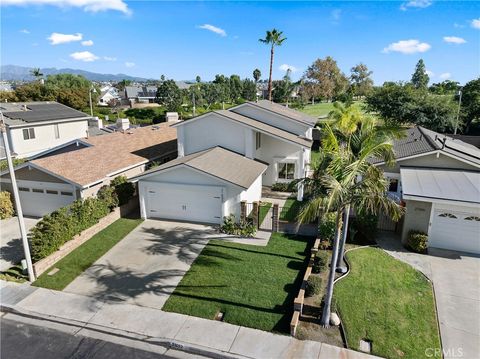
[0,304,250,359]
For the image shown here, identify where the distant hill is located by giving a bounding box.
[1,65,151,82]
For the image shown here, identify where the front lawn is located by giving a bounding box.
[162,233,312,333]
[279,196,303,222]
[300,102,335,118]
[335,247,441,359]
[258,202,272,225]
[33,218,142,290]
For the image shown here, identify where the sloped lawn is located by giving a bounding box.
[162,233,312,333]
[334,247,441,359]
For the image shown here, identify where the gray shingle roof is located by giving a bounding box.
[125,86,157,99]
[244,100,317,126]
[2,102,89,125]
[214,110,312,147]
[133,147,268,189]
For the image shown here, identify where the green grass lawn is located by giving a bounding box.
[279,197,304,222]
[299,102,335,118]
[335,247,441,359]
[33,218,143,290]
[258,202,272,225]
[162,233,312,333]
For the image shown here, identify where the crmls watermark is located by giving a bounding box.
[425,347,464,358]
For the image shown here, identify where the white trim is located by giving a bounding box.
[436,151,480,169]
[7,116,90,129]
[402,194,479,208]
[374,149,479,169]
[374,151,437,166]
[4,162,83,188]
[28,139,92,160]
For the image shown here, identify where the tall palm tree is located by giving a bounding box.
[30,68,43,81]
[259,29,286,101]
[299,117,404,327]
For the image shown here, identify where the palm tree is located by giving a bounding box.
[299,116,404,327]
[30,68,43,81]
[259,29,286,101]
[253,68,261,83]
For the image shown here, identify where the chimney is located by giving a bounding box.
[116,118,130,131]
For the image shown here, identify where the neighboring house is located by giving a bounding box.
[0,102,91,158]
[0,123,177,217]
[98,87,120,106]
[133,100,315,224]
[123,85,157,104]
[373,126,480,254]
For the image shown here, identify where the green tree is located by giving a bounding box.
[155,80,182,111]
[272,69,295,103]
[117,79,132,91]
[195,75,201,83]
[259,29,287,101]
[429,80,460,95]
[242,78,257,101]
[303,56,348,102]
[349,63,373,98]
[411,59,429,89]
[229,74,243,102]
[253,68,261,83]
[460,78,480,133]
[30,67,43,81]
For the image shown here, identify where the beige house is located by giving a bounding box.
[373,126,480,254]
[1,124,177,217]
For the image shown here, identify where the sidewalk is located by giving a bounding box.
[0,280,379,359]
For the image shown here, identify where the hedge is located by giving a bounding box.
[407,230,428,254]
[0,191,14,219]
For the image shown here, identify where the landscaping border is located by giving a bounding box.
[32,197,138,277]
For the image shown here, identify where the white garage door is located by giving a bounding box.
[144,183,223,224]
[16,181,76,218]
[430,204,480,254]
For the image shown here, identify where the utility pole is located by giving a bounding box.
[0,112,35,282]
[454,88,463,135]
[192,91,196,117]
[89,86,97,118]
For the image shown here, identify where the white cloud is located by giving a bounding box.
[439,72,451,80]
[279,64,298,73]
[382,39,431,54]
[426,70,434,77]
[454,22,465,29]
[19,29,30,34]
[81,40,94,46]
[70,51,99,62]
[2,0,130,14]
[48,32,82,45]
[197,24,227,37]
[125,62,135,68]
[104,56,117,61]
[400,0,432,11]
[443,36,466,44]
[471,18,480,29]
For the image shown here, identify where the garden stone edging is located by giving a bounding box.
[32,197,139,277]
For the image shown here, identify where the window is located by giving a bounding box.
[46,190,58,195]
[18,187,29,192]
[60,191,73,196]
[388,179,399,193]
[278,162,295,180]
[54,124,60,139]
[32,188,43,193]
[22,128,35,140]
[465,216,480,221]
[438,213,457,219]
[255,132,262,150]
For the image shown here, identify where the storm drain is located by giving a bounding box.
[359,339,372,353]
[214,311,224,321]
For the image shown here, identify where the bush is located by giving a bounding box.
[97,185,119,210]
[407,230,428,254]
[271,182,297,192]
[305,276,323,297]
[0,191,14,219]
[312,250,329,273]
[318,212,340,247]
[220,214,257,237]
[110,176,135,205]
[0,158,26,171]
[349,211,378,245]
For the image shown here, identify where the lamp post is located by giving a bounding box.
[0,112,35,282]
[89,87,97,118]
[454,88,463,135]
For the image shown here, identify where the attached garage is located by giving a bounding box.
[401,167,480,254]
[135,147,268,225]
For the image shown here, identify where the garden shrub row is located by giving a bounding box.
[271,181,297,192]
[0,191,14,220]
[220,214,257,237]
[29,176,135,262]
[407,230,429,253]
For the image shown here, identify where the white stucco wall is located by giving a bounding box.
[232,104,311,138]
[8,119,89,158]
[401,199,432,244]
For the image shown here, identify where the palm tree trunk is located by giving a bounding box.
[268,46,274,101]
[320,209,343,327]
[336,204,350,270]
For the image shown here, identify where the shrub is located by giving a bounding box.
[0,191,14,219]
[312,250,329,273]
[305,276,323,297]
[407,230,428,254]
[349,211,378,245]
[319,212,340,247]
[220,214,257,237]
[110,176,135,205]
[271,182,297,192]
[97,185,119,210]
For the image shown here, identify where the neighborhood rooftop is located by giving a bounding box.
[1,102,90,125]
[132,146,268,189]
[242,100,318,126]
[30,123,177,187]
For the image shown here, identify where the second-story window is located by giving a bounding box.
[23,128,35,140]
[54,124,60,139]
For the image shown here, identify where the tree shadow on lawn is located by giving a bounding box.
[207,243,304,261]
[0,238,23,265]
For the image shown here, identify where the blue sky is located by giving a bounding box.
[1,1,479,84]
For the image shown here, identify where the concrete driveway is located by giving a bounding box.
[64,219,225,310]
[377,234,480,359]
[0,217,39,271]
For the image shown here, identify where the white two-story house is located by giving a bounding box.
[133,100,316,224]
[0,102,91,158]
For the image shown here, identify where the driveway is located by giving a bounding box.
[377,233,480,359]
[0,217,39,271]
[64,219,224,309]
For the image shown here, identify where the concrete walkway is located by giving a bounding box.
[1,280,378,359]
[377,232,480,359]
[0,216,39,271]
